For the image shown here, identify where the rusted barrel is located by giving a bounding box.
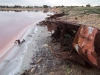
[73,25,100,70]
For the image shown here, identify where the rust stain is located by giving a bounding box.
[39,13,100,70]
[73,25,100,70]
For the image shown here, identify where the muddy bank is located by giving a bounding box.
[19,25,67,75]
[20,25,100,75]
[0,11,50,62]
[19,12,100,75]
[1,12,99,75]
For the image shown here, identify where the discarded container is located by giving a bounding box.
[73,25,100,70]
[39,13,100,70]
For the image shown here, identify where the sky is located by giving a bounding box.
[0,0,100,6]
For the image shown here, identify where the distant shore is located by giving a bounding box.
[0,8,62,13]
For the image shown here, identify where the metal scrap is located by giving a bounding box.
[39,13,100,70]
[73,25,100,70]
[46,12,65,20]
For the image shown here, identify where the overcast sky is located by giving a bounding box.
[0,0,100,6]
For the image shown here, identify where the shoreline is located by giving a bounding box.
[0,18,45,61]
[0,23,33,62]
[1,7,100,75]
[0,19,46,75]
[0,8,62,13]
[16,25,51,75]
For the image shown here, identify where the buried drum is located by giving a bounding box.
[39,13,100,70]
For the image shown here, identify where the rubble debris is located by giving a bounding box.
[50,72,55,75]
[21,67,36,75]
[36,57,43,64]
[30,67,36,74]
[39,13,100,70]
[46,12,65,20]
[14,39,25,45]
[42,44,48,48]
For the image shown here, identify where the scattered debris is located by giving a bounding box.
[50,72,54,75]
[36,57,43,64]
[15,39,21,44]
[22,39,25,43]
[14,39,25,45]
[20,16,100,74]
[42,44,48,48]
[39,13,100,70]
[46,12,65,20]
[30,67,36,74]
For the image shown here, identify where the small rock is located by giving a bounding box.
[50,72,54,75]
[36,58,43,64]
[42,44,48,48]
[30,68,36,74]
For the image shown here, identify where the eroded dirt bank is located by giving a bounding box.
[15,9,100,75]
[20,25,100,75]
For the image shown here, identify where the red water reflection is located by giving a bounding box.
[0,11,48,57]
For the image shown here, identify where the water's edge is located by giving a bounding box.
[0,19,44,75]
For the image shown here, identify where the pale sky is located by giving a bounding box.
[0,0,100,6]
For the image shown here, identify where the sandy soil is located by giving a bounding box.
[62,13,100,29]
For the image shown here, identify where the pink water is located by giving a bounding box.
[0,11,48,56]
